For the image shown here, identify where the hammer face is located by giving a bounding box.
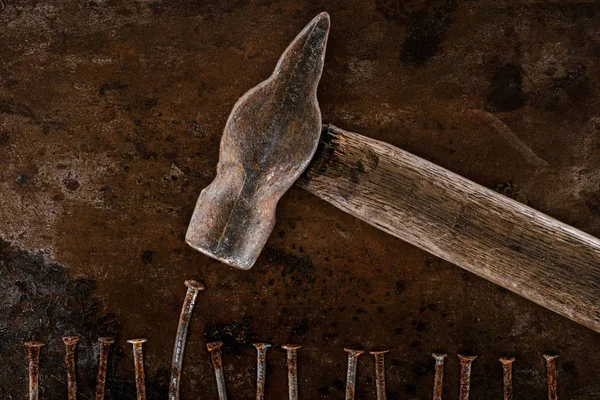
[186,13,330,269]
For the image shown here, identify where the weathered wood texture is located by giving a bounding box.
[299,125,600,333]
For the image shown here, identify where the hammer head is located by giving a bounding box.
[186,13,330,269]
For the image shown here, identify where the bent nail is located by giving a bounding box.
[169,280,205,400]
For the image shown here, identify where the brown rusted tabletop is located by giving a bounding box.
[1,1,599,399]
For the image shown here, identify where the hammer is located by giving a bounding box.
[186,13,600,333]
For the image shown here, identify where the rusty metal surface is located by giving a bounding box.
[25,341,44,400]
[1,1,600,399]
[95,337,115,400]
[253,343,271,400]
[185,13,329,270]
[457,354,477,400]
[169,280,203,400]
[128,339,148,400]
[431,353,446,400]
[62,336,79,400]
[499,356,515,400]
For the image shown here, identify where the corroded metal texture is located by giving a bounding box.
[457,354,478,400]
[544,354,559,400]
[185,13,330,269]
[370,350,389,400]
[254,343,272,400]
[24,341,44,400]
[95,337,115,400]
[499,356,515,400]
[169,280,205,400]
[128,339,147,400]
[431,353,446,400]
[62,336,79,400]
[2,2,600,399]
[207,341,228,400]
[282,345,302,400]
[343,348,363,400]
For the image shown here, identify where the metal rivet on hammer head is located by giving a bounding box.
[95,337,115,400]
[344,348,363,400]
[457,354,478,400]
[62,336,79,400]
[254,343,272,400]
[369,350,389,400]
[127,338,147,400]
[169,280,205,400]
[25,341,44,400]
[282,344,302,400]
[544,354,559,400]
[431,353,446,400]
[207,341,227,400]
[499,356,515,400]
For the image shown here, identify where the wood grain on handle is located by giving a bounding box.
[298,125,600,333]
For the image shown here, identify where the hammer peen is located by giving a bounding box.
[186,13,600,333]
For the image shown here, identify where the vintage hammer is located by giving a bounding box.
[186,13,600,333]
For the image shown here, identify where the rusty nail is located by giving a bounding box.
[499,357,515,400]
[128,338,147,400]
[94,337,115,400]
[431,353,446,400]
[282,344,302,400]
[207,341,227,400]
[344,348,363,400]
[62,336,79,400]
[254,343,272,400]
[169,280,205,400]
[370,350,389,400]
[25,341,45,400]
[544,354,558,400]
[457,354,477,400]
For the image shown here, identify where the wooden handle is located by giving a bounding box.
[298,125,600,333]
